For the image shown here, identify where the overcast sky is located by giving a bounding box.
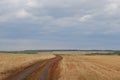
[0,0,120,50]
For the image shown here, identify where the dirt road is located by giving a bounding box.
[5,56,63,80]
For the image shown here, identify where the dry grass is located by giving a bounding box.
[59,55,120,80]
[0,53,55,80]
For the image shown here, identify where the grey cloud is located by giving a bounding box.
[0,0,120,40]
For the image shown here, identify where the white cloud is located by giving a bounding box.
[15,9,31,18]
[26,0,40,7]
[78,15,93,22]
[0,0,120,34]
[104,0,120,15]
[105,3,119,15]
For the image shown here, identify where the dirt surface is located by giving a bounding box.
[5,56,62,80]
[0,53,55,80]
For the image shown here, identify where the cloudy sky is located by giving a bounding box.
[0,0,120,50]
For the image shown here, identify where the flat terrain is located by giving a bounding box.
[59,55,120,80]
[0,53,55,80]
[23,56,62,80]
[0,52,120,80]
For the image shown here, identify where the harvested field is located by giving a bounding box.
[59,55,120,80]
[1,52,120,80]
[0,53,55,80]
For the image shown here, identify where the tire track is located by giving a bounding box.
[5,56,63,80]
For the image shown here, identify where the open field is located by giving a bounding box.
[0,53,55,80]
[59,55,120,80]
[0,52,120,80]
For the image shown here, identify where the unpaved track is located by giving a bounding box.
[5,56,62,80]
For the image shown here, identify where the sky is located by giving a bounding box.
[0,0,120,50]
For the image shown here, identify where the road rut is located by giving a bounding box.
[5,56,62,80]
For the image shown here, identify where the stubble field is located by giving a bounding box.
[59,55,120,80]
[0,53,55,80]
[0,52,120,80]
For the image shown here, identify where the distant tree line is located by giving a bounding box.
[85,51,120,56]
[0,50,120,55]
